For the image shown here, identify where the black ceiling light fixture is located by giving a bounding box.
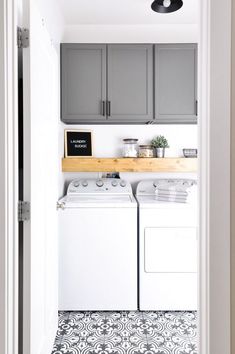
[151,0,183,13]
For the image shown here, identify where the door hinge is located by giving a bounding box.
[17,27,29,48]
[57,201,65,210]
[18,201,30,222]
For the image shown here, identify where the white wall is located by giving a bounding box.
[63,124,197,157]
[34,0,65,196]
[63,24,198,43]
[61,123,198,194]
[36,0,64,46]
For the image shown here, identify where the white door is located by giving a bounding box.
[22,2,59,354]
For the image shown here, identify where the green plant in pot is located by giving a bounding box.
[151,135,169,158]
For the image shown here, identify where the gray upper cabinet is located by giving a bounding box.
[107,45,153,123]
[61,43,197,124]
[155,44,197,124]
[61,44,107,123]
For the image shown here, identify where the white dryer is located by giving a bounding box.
[136,179,198,311]
[57,178,137,311]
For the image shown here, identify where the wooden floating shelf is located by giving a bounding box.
[62,157,197,173]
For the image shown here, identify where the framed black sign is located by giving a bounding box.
[65,130,93,157]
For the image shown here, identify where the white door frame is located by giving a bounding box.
[0,0,232,354]
[199,0,231,353]
[0,1,19,354]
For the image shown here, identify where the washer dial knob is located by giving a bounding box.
[120,180,126,187]
[73,182,80,188]
[111,180,118,187]
[96,179,104,187]
[82,180,88,187]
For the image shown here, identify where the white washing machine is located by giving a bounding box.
[136,179,198,311]
[57,178,137,311]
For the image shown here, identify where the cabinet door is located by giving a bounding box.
[61,44,107,123]
[155,44,197,124]
[107,45,153,123]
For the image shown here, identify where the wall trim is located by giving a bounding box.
[199,0,231,354]
[0,1,18,354]
[231,0,235,352]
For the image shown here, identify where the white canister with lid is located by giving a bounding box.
[122,138,139,158]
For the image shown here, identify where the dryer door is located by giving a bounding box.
[145,227,197,273]
[139,226,198,310]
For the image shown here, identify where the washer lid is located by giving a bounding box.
[58,194,137,208]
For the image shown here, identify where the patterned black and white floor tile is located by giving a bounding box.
[52,311,197,354]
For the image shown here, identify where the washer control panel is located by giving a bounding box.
[67,178,132,195]
[96,179,104,187]
[111,180,118,187]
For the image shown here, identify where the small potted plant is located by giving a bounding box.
[151,135,169,158]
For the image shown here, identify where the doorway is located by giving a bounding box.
[0,1,231,354]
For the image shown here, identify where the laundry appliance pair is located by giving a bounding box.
[57,178,197,311]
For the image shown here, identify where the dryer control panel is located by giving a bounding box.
[136,179,197,195]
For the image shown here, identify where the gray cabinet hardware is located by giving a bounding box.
[102,101,106,116]
[107,101,111,116]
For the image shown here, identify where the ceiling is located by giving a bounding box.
[58,0,198,26]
